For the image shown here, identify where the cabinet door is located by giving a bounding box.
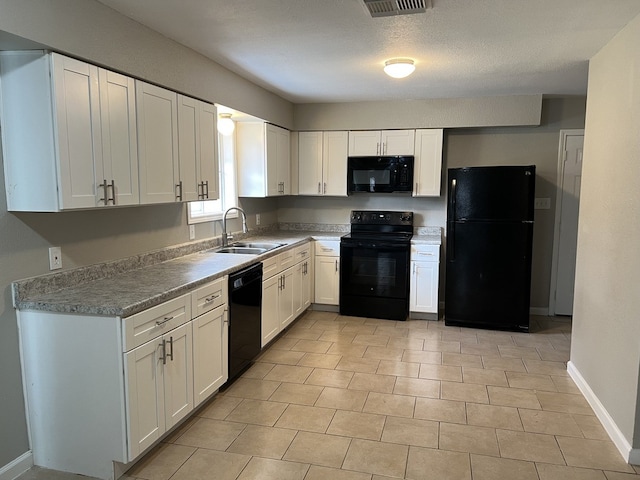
[315,256,340,305]
[265,124,280,196]
[198,102,219,200]
[51,54,102,209]
[382,130,415,155]
[279,268,296,329]
[124,338,164,460]
[136,80,180,204]
[298,131,323,195]
[163,322,193,431]
[262,275,280,347]
[177,95,200,202]
[98,69,139,206]
[293,262,304,317]
[301,260,312,311]
[348,131,380,156]
[193,305,228,407]
[413,129,443,197]
[323,131,348,196]
[410,261,439,313]
[276,126,291,195]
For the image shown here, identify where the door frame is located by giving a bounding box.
[548,129,585,316]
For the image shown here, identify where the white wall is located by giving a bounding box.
[570,12,640,458]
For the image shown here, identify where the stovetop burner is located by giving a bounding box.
[345,210,414,241]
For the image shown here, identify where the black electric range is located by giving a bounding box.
[339,210,413,321]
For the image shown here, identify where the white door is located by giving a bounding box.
[298,131,323,195]
[410,261,439,313]
[163,322,193,430]
[551,130,584,315]
[52,54,102,209]
[192,305,227,407]
[348,131,380,156]
[301,260,312,311]
[323,131,348,196]
[124,338,164,460]
[413,129,443,197]
[315,256,339,305]
[262,275,280,347]
[199,102,219,200]
[382,129,415,155]
[276,127,291,194]
[177,95,200,202]
[279,267,296,329]
[136,80,179,204]
[98,69,139,206]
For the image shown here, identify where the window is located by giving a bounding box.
[188,131,238,223]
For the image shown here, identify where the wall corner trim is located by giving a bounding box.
[0,451,33,480]
[567,361,634,463]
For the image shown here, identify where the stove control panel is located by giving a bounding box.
[350,210,413,226]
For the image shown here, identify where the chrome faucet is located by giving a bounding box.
[221,207,248,246]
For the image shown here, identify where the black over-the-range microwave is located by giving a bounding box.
[347,155,414,194]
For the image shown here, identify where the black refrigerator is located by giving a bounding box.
[445,165,535,332]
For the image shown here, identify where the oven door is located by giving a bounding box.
[339,240,410,299]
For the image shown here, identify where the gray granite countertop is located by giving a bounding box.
[14,232,333,318]
[13,227,440,318]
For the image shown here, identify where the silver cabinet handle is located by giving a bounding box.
[167,336,174,362]
[99,179,108,205]
[156,316,173,326]
[318,182,321,194]
[324,183,327,194]
[335,260,338,272]
[204,180,209,199]
[160,339,167,365]
[197,181,204,200]
[376,142,380,155]
[205,294,221,303]
[108,180,116,205]
[176,181,183,201]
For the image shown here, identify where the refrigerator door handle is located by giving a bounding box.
[449,179,457,260]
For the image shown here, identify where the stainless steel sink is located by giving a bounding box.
[230,242,285,250]
[215,246,268,255]
[201,242,285,255]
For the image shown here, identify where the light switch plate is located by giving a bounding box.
[256,213,261,226]
[189,224,196,240]
[49,247,62,270]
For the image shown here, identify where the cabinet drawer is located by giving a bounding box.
[123,294,191,352]
[278,247,295,270]
[315,240,340,257]
[294,242,311,263]
[191,276,227,318]
[262,255,279,279]
[411,244,440,261]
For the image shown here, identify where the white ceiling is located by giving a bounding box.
[96,0,640,104]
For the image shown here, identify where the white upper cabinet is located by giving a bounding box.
[298,131,348,196]
[0,51,138,211]
[237,122,290,197]
[177,96,219,202]
[348,130,415,156]
[413,129,444,197]
[136,80,180,204]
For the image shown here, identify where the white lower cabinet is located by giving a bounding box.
[17,278,229,480]
[409,244,440,316]
[125,321,194,459]
[261,242,312,347]
[314,240,340,306]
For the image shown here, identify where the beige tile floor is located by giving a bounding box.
[18,312,640,480]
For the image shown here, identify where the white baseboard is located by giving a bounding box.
[567,361,636,463]
[529,307,549,316]
[0,451,33,480]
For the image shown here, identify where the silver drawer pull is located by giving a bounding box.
[156,316,173,326]
[418,252,434,256]
[205,294,221,303]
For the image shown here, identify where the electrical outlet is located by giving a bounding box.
[534,197,551,209]
[49,247,62,270]
[189,224,196,240]
[256,213,261,226]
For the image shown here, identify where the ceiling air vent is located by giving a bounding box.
[363,0,430,18]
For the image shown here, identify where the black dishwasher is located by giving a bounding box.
[227,263,263,382]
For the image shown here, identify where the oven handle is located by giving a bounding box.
[340,242,410,250]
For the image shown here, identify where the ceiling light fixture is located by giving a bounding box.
[217,113,235,136]
[384,58,416,79]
